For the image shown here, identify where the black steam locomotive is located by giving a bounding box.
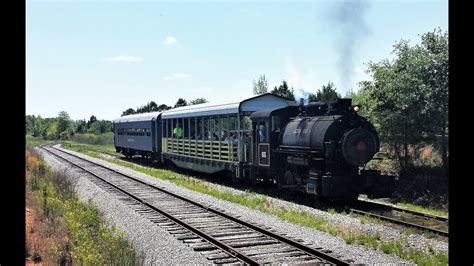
[114,94,393,200]
[250,99,393,199]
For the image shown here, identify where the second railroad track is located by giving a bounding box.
[348,200,448,237]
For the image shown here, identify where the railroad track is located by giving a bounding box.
[348,200,448,237]
[41,145,353,265]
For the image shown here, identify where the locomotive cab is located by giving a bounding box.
[250,106,300,168]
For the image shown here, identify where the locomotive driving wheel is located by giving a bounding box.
[278,170,297,189]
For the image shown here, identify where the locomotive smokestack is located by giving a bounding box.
[298,98,305,114]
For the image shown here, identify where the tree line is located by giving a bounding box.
[26,112,112,140]
[121,98,209,116]
[352,28,448,174]
[252,76,341,103]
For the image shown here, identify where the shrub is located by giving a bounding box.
[70,133,113,145]
[59,131,70,140]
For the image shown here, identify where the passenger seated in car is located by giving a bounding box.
[225,132,235,142]
[173,122,183,138]
[222,131,228,141]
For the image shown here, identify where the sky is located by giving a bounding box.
[26,0,448,121]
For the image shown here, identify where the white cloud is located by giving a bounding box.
[103,55,143,62]
[163,36,177,45]
[164,73,191,80]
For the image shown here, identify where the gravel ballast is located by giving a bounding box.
[38,147,211,265]
[47,145,440,264]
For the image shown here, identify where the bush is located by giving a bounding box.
[393,165,448,210]
[70,133,113,145]
[59,131,70,140]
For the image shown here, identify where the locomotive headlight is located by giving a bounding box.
[354,105,360,112]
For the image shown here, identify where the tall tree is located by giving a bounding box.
[46,121,60,140]
[121,108,135,116]
[99,120,112,133]
[356,28,448,173]
[87,121,102,134]
[149,101,158,111]
[121,101,173,116]
[252,75,268,95]
[190,98,208,105]
[57,111,72,134]
[157,104,171,111]
[86,115,97,129]
[75,119,87,134]
[175,98,188,108]
[26,115,46,137]
[270,80,295,100]
[307,81,340,103]
[420,28,449,172]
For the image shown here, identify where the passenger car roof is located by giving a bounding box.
[113,111,162,123]
[160,93,297,119]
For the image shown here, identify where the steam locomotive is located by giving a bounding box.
[113,94,393,200]
[251,99,393,199]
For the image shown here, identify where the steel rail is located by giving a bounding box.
[356,199,448,222]
[349,208,448,237]
[42,145,351,265]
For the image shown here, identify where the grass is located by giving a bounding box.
[379,238,448,266]
[70,132,114,145]
[347,210,386,226]
[394,202,448,218]
[343,232,380,249]
[401,228,417,235]
[26,136,118,160]
[423,231,437,239]
[61,141,118,156]
[358,195,448,218]
[26,135,56,148]
[26,135,117,155]
[35,137,448,265]
[26,148,144,264]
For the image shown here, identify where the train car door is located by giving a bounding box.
[253,121,270,167]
